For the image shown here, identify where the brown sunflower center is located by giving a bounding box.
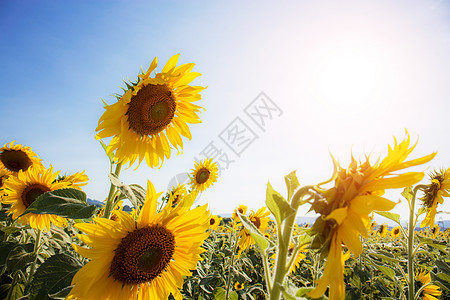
[0,150,33,173]
[126,84,176,136]
[210,218,216,225]
[394,228,400,235]
[251,216,261,229]
[195,168,210,184]
[110,225,175,284]
[238,208,244,214]
[21,184,51,208]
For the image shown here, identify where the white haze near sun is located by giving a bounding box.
[2,1,450,222]
[115,1,450,222]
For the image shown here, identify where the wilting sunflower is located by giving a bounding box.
[0,141,43,175]
[234,282,244,291]
[190,158,218,192]
[390,226,402,239]
[420,168,450,228]
[308,132,436,300]
[232,204,248,222]
[415,269,442,300]
[68,180,210,300]
[1,165,71,231]
[96,54,206,168]
[209,215,221,231]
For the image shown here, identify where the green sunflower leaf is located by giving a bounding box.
[27,253,82,300]
[285,170,300,201]
[375,211,401,226]
[117,183,146,207]
[266,182,295,226]
[6,243,34,273]
[21,188,96,219]
[108,173,141,209]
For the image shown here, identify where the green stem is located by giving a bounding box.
[6,271,20,300]
[103,162,122,219]
[407,185,423,300]
[225,231,238,300]
[27,229,42,284]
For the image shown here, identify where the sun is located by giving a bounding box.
[312,41,386,112]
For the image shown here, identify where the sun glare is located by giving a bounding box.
[312,42,386,112]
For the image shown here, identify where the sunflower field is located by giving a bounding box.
[1,54,449,300]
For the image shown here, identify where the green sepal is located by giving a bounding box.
[266,182,295,227]
[21,188,96,219]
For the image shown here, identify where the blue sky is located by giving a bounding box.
[2,0,450,222]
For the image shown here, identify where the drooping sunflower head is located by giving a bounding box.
[95,54,206,169]
[420,168,450,229]
[55,171,89,190]
[234,282,244,291]
[0,141,43,175]
[415,269,442,300]
[1,165,69,231]
[69,180,210,300]
[232,204,248,222]
[390,226,402,239]
[190,158,218,192]
[209,215,221,231]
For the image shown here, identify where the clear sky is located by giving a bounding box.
[2,0,450,222]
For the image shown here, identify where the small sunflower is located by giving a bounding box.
[56,171,89,189]
[234,282,244,291]
[232,204,248,222]
[237,207,271,251]
[209,215,221,231]
[0,168,9,198]
[68,180,210,300]
[190,158,218,192]
[415,269,442,300]
[377,224,388,238]
[169,183,187,206]
[288,244,308,273]
[390,226,402,239]
[0,141,43,175]
[429,224,440,239]
[420,168,450,228]
[96,54,206,169]
[1,165,70,231]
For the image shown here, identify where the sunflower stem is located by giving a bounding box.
[103,162,122,219]
[27,229,42,284]
[407,185,421,300]
[225,230,238,300]
[6,271,20,300]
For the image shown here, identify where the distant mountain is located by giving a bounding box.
[86,198,132,212]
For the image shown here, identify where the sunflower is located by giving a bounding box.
[232,204,248,222]
[68,180,210,300]
[415,269,442,300]
[420,168,450,228]
[377,224,388,238]
[0,141,43,175]
[1,165,71,231]
[168,183,187,206]
[209,215,221,231]
[429,224,440,239]
[237,207,271,251]
[390,226,402,239]
[56,171,89,189]
[190,158,218,192]
[308,132,436,300]
[95,54,206,169]
[234,282,244,291]
[0,168,9,198]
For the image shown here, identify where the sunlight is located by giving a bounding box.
[312,42,386,112]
